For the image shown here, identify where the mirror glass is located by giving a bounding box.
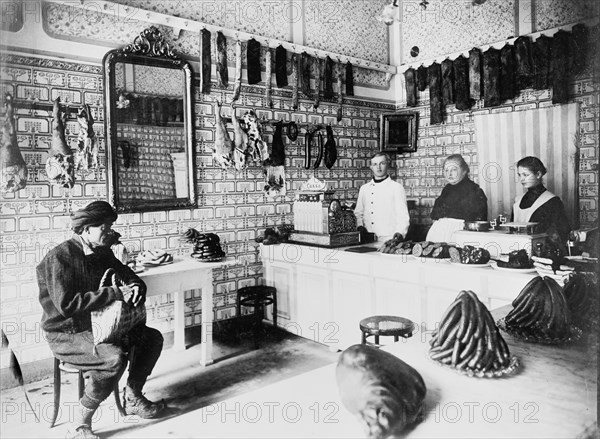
[380,111,418,154]
[104,27,196,212]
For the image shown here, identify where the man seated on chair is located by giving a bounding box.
[37,201,166,439]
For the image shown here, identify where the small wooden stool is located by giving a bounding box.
[50,358,125,428]
[236,286,277,349]
[359,315,415,347]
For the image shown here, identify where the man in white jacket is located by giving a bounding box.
[355,152,410,242]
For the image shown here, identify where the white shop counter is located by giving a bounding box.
[260,243,536,351]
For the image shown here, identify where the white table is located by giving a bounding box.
[138,257,235,366]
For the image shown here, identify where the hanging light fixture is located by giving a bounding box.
[377,0,399,26]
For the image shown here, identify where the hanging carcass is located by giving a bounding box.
[74,104,97,171]
[46,97,75,188]
[0,93,28,194]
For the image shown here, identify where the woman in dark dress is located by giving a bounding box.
[512,156,571,247]
[427,154,488,242]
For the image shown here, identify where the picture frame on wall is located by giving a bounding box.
[380,111,418,154]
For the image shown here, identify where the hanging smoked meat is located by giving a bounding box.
[453,55,472,111]
[199,29,211,93]
[551,30,572,104]
[428,63,443,125]
[345,62,354,97]
[270,120,285,166]
[265,47,273,108]
[232,40,243,101]
[46,97,74,188]
[313,57,323,109]
[299,52,312,98]
[213,100,233,169]
[275,45,288,87]
[404,67,417,107]
[1,93,27,194]
[216,31,228,88]
[247,38,262,85]
[499,44,516,100]
[323,56,335,100]
[417,65,428,92]
[441,58,454,105]
[532,35,552,90]
[483,47,501,108]
[468,47,483,100]
[336,63,344,122]
[571,23,589,76]
[323,125,337,169]
[514,36,533,91]
[74,104,97,171]
[230,105,247,170]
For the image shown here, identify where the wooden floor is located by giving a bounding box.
[0,326,339,439]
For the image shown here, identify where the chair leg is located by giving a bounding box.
[253,304,262,350]
[361,332,367,345]
[50,358,61,428]
[272,298,277,329]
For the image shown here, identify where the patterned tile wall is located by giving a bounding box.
[0,52,394,364]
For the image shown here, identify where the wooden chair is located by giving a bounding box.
[236,286,277,349]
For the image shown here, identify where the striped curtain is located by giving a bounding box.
[474,103,580,225]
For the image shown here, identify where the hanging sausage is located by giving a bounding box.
[483,47,501,108]
[265,47,273,108]
[323,125,337,169]
[313,132,324,169]
[199,29,211,93]
[0,93,27,194]
[468,47,483,100]
[404,67,417,107]
[453,55,472,111]
[345,62,354,96]
[532,35,552,90]
[291,53,299,110]
[247,38,262,85]
[313,57,322,109]
[428,63,443,125]
[216,31,228,88]
[275,45,288,87]
[232,40,242,101]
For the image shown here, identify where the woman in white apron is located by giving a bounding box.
[426,154,488,243]
[512,156,570,247]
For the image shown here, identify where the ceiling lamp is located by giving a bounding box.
[378,0,399,25]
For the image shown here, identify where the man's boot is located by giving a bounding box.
[67,402,99,439]
[123,380,165,419]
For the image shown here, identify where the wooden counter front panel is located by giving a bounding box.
[260,244,537,350]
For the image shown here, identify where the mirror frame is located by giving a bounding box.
[103,26,196,213]
[379,111,418,154]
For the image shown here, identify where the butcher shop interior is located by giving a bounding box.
[0,1,598,438]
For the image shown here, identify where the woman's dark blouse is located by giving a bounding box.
[430,178,488,221]
[511,185,571,244]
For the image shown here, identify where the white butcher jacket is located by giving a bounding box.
[355,177,410,241]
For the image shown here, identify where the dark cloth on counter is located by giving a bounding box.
[345,62,354,96]
[275,45,288,87]
[514,36,533,90]
[468,47,483,100]
[552,30,572,104]
[430,178,488,221]
[532,35,552,90]
[483,47,501,107]
[453,55,472,111]
[246,38,262,84]
[500,44,516,100]
[323,56,335,100]
[441,58,454,105]
[199,29,211,93]
[511,185,571,245]
[404,67,417,107]
[299,52,312,98]
[428,62,443,125]
[417,65,428,91]
[216,31,228,88]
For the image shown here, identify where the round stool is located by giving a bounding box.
[236,286,277,349]
[359,315,415,347]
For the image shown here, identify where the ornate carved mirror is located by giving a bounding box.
[103,26,196,212]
